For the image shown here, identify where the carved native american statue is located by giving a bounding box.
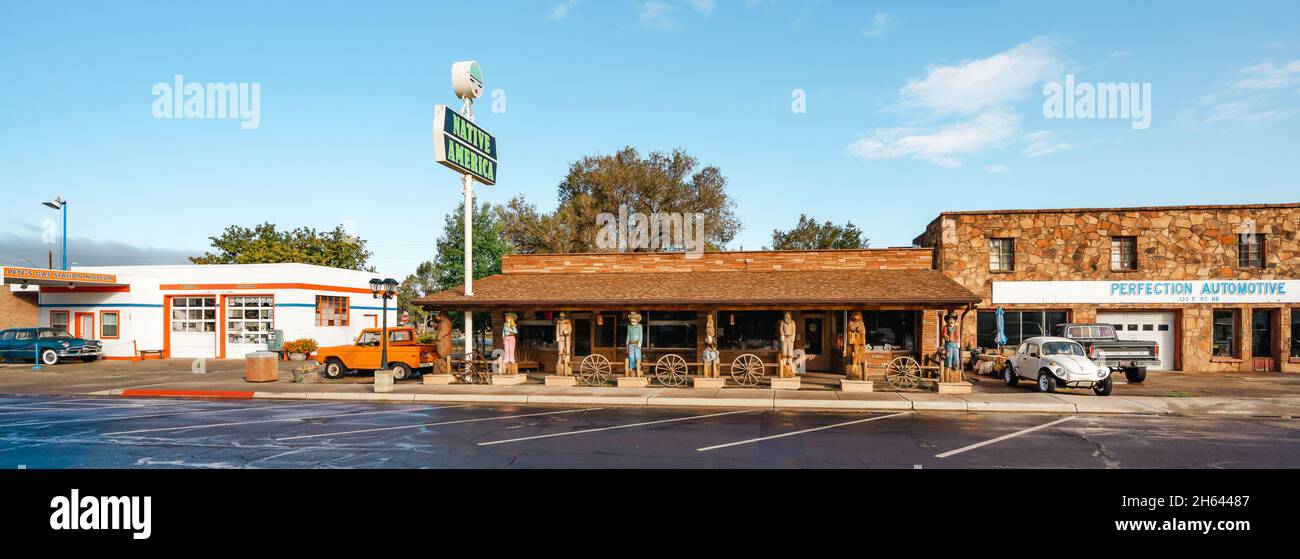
[435,312,454,374]
[555,312,573,376]
[779,311,797,378]
[845,311,868,381]
[702,312,720,378]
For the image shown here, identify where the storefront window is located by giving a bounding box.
[719,311,782,350]
[315,296,349,327]
[977,310,1069,348]
[1291,310,1299,359]
[101,311,119,339]
[647,311,696,349]
[227,296,274,345]
[595,313,618,348]
[1251,309,1275,358]
[863,311,915,350]
[1212,309,1237,357]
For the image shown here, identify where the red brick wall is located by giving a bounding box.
[502,249,936,274]
[0,289,38,330]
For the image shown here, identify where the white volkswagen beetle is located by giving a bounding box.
[1004,336,1113,396]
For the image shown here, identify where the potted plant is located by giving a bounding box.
[285,339,318,361]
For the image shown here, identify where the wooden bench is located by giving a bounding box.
[137,350,165,360]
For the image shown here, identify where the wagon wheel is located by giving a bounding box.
[730,353,765,387]
[578,354,612,386]
[460,352,489,384]
[654,354,689,387]
[885,356,922,391]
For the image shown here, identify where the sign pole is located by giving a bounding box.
[461,96,475,360]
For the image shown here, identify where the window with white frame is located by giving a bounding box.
[101,311,119,339]
[171,297,217,333]
[50,311,69,334]
[227,296,274,345]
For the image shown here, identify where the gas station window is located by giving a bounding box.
[315,296,349,327]
[101,312,119,339]
[50,311,69,333]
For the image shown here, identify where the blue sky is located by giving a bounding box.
[2,0,1298,278]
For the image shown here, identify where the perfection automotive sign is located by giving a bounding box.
[993,280,1300,304]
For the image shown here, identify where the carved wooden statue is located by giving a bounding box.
[502,312,519,375]
[778,311,797,378]
[941,312,961,376]
[555,312,573,376]
[702,312,719,378]
[435,312,454,374]
[626,312,643,377]
[845,311,868,381]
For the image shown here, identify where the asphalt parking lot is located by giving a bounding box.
[0,394,1295,468]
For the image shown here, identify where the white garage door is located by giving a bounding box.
[170,296,218,359]
[1096,311,1176,370]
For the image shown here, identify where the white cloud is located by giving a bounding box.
[901,36,1064,115]
[637,0,680,31]
[985,165,1010,173]
[687,0,716,17]
[1021,131,1073,157]
[845,112,1022,167]
[862,12,891,38]
[548,0,581,20]
[1199,59,1300,124]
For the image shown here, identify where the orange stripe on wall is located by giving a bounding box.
[158,282,371,294]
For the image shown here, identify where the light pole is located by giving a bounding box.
[370,278,399,371]
[42,197,67,270]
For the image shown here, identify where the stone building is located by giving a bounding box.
[915,203,1300,373]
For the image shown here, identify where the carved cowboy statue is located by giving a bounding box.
[555,312,573,376]
[435,311,454,374]
[702,312,720,378]
[626,312,644,376]
[941,312,961,372]
[779,311,797,378]
[845,311,868,381]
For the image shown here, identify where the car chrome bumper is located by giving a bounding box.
[56,347,101,357]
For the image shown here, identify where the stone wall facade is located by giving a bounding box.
[915,204,1300,373]
[0,289,39,331]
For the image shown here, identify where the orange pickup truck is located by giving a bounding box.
[314,327,439,381]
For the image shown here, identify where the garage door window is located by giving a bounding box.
[171,297,217,332]
[1212,309,1238,358]
[227,296,274,345]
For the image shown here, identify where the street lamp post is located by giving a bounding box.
[42,197,67,271]
[370,278,399,371]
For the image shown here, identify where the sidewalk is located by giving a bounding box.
[3,359,1297,417]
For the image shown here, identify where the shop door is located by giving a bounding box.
[1097,311,1176,370]
[803,314,829,372]
[75,313,94,340]
[1251,310,1278,372]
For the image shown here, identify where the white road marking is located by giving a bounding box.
[695,412,909,452]
[102,404,471,436]
[0,401,190,416]
[0,402,340,429]
[276,408,603,441]
[934,416,1077,459]
[481,410,755,447]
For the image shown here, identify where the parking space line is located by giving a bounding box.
[934,416,1076,459]
[695,412,909,452]
[0,401,341,429]
[102,404,470,436]
[479,410,755,447]
[275,408,603,441]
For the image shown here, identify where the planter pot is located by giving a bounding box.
[288,353,308,361]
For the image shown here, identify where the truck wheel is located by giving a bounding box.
[1093,376,1113,396]
[390,363,413,381]
[1004,365,1019,387]
[1124,367,1147,384]
[1037,370,1057,393]
[323,358,347,379]
[40,349,59,366]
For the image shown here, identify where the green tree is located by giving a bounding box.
[191,223,374,271]
[431,201,514,291]
[496,147,742,253]
[397,260,437,328]
[769,215,868,250]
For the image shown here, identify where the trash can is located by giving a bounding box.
[245,351,279,383]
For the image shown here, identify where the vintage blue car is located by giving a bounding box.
[0,327,102,366]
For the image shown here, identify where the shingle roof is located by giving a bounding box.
[413,269,979,309]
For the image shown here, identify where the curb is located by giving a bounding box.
[119,388,255,399]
